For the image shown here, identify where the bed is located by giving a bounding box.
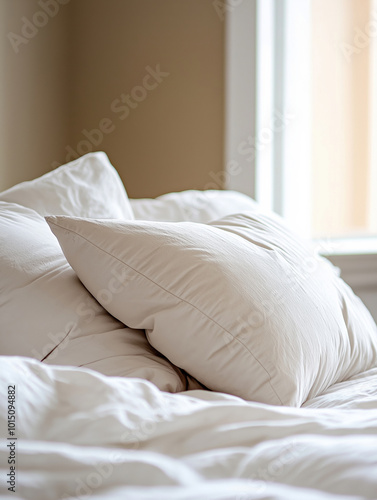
[0,152,376,500]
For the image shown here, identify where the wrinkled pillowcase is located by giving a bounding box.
[47,212,377,406]
[0,151,134,219]
[0,202,189,393]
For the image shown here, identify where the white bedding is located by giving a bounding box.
[1,157,377,499]
[1,356,376,500]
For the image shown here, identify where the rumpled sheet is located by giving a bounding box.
[0,356,376,500]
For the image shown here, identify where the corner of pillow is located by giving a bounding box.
[44,215,56,225]
[44,215,61,231]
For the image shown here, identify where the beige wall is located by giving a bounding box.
[0,0,225,198]
[0,1,5,190]
[0,0,69,191]
[68,0,225,198]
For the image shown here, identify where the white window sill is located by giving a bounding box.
[316,237,377,257]
[315,237,377,290]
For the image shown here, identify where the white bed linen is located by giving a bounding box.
[46,212,377,407]
[130,189,259,223]
[303,366,377,409]
[1,356,376,500]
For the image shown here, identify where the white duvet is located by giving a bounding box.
[1,356,377,500]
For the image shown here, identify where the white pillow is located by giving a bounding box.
[130,189,259,223]
[0,152,134,219]
[46,212,377,406]
[0,202,189,393]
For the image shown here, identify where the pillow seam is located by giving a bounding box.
[49,220,284,405]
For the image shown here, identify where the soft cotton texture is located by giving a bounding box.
[0,202,191,392]
[0,151,134,219]
[47,212,377,406]
[130,189,259,222]
[1,355,377,499]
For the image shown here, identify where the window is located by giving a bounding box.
[311,0,377,239]
[225,0,377,242]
